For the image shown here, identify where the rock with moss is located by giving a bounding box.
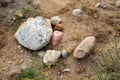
[15,16,53,50]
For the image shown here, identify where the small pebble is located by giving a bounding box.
[100,3,107,9]
[63,68,71,72]
[95,3,101,7]
[62,50,68,58]
[50,16,62,25]
[8,61,13,64]
[60,75,63,78]
[72,9,83,17]
[54,24,63,31]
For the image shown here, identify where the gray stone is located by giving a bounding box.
[62,50,68,58]
[50,16,62,25]
[43,50,61,65]
[72,9,83,17]
[15,16,53,50]
[73,36,96,59]
[100,3,107,9]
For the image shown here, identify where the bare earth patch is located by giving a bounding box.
[0,0,120,80]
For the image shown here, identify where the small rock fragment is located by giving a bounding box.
[50,16,62,25]
[43,50,61,65]
[15,11,23,17]
[17,45,22,50]
[100,3,107,9]
[37,51,45,58]
[72,9,83,17]
[73,36,96,59]
[95,3,101,7]
[54,24,63,31]
[52,31,63,47]
[116,0,120,8]
[62,50,68,58]
[63,68,71,72]
[8,61,13,64]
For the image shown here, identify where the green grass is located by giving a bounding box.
[19,67,36,80]
[11,16,23,33]
[95,36,120,80]
[19,49,48,80]
[81,5,88,12]
[11,6,42,33]
[113,26,120,36]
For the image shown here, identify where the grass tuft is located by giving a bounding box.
[19,67,36,80]
[94,36,120,80]
[81,5,88,12]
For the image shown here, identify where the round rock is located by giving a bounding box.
[62,50,68,58]
[50,16,62,25]
[72,9,83,17]
[54,24,63,31]
[15,16,53,50]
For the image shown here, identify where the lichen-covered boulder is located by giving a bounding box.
[15,16,53,50]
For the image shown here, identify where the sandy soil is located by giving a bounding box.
[0,0,120,80]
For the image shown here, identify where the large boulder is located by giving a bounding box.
[15,16,53,50]
[73,36,96,59]
[43,50,61,65]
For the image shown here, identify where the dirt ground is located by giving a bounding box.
[0,0,120,80]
